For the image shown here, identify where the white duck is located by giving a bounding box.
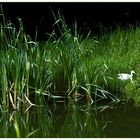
[118,70,135,82]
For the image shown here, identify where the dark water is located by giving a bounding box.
[1,100,140,137]
[101,102,140,138]
[51,101,140,138]
[50,101,102,137]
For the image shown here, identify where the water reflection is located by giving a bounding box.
[100,102,140,138]
[52,101,103,137]
[1,100,140,137]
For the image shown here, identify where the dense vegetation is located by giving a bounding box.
[1,6,140,137]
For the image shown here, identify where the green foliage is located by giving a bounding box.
[1,6,140,137]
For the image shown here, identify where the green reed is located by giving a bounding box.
[0,8,121,112]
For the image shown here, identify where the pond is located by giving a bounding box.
[51,101,140,138]
[101,101,140,138]
[0,100,140,138]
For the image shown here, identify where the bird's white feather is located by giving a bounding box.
[118,70,135,82]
